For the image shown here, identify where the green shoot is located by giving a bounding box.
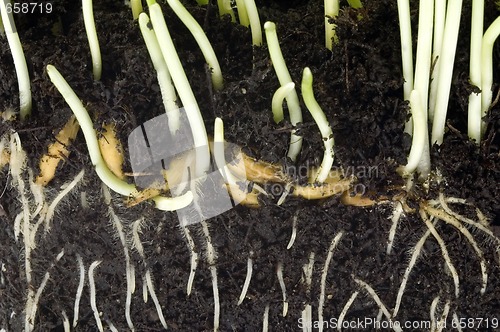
[324,0,339,50]
[149,3,210,177]
[218,0,235,22]
[82,0,102,80]
[196,0,208,5]
[264,21,303,162]
[243,0,262,46]
[480,16,500,137]
[271,82,295,124]
[467,0,484,143]
[430,0,463,145]
[167,0,224,90]
[235,0,249,27]
[130,0,143,19]
[46,64,193,211]
[139,12,180,133]
[396,0,413,133]
[0,0,32,120]
[301,68,334,184]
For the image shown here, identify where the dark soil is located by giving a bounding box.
[1,0,499,331]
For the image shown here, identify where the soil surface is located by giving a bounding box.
[1,0,499,331]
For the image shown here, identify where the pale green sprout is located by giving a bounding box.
[218,0,235,22]
[0,0,32,120]
[412,0,433,178]
[271,82,295,124]
[196,0,208,4]
[264,21,303,162]
[235,0,249,27]
[130,0,143,20]
[46,65,193,211]
[149,3,210,177]
[324,0,339,50]
[430,0,463,145]
[301,68,334,184]
[467,0,484,143]
[167,0,224,90]
[82,0,102,80]
[139,12,180,133]
[396,0,413,133]
[243,0,262,46]
[479,16,500,139]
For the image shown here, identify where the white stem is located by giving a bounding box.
[167,0,224,90]
[235,0,249,27]
[318,232,343,332]
[0,0,32,119]
[150,3,210,178]
[430,0,463,145]
[324,0,339,50]
[82,0,102,80]
[264,21,303,161]
[480,16,500,131]
[271,82,295,123]
[139,12,180,133]
[243,0,261,46]
[429,0,446,121]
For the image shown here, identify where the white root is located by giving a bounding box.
[301,252,315,332]
[181,225,198,296]
[287,214,298,250]
[426,199,488,294]
[202,221,220,331]
[387,202,404,255]
[25,250,65,332]
[237,252,253,305]
[318,232,343,332]
[45,169,85,230]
